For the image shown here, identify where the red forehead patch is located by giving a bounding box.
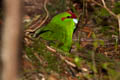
[67,11,77,18]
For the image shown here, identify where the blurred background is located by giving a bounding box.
[0,0,120,80]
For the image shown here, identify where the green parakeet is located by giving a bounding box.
[34,11,78,52]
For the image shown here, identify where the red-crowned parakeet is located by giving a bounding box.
[34,11,78,52]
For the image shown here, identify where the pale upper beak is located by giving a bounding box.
[73,19,78,24]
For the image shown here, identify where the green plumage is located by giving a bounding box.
[34,12,76,52]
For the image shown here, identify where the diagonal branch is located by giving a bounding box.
[91,0,117,18]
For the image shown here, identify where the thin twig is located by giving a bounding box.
[59,55,76,67]
[117,14,120,36]
[46,46,76,68]
[46,46,56,53]
[33,0,49,31]
[91,0,117,18]
[23,54,36,70]
[33,53,43,64]
[101,0,106,7]
[26,0,49,32]
[27,15,42,29]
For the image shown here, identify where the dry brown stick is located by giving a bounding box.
[117,15,120,36]
[34,0,49,31]
[33,52,46,65]
[23,54,36,70]
[26,0,49,33]
[101,0,106,7]
[1,0,23,80]
[91,0,117,18]
[101,0,117,18]
[46,46,76,67]
[26,15,41,29]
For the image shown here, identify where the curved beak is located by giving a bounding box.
[73,18,78,24]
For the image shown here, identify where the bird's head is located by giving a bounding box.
[61,11,78,24]
[51,11,78,27]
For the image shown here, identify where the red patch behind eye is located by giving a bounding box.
[67,11,77,18]
[61,17,66,21]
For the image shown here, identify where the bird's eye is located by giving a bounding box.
[67,16,71,18]
[61,16,71,21]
